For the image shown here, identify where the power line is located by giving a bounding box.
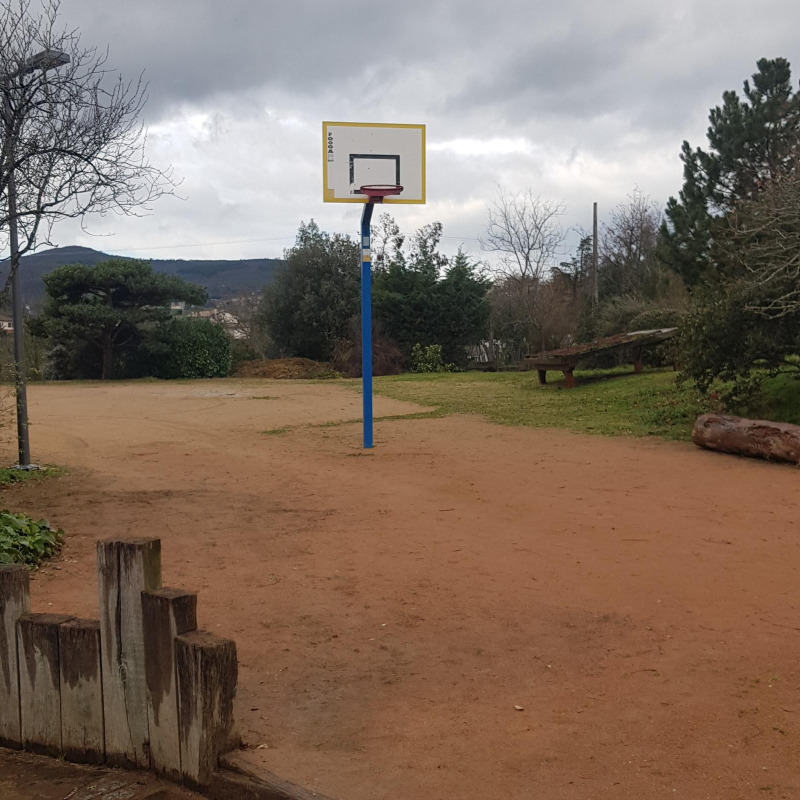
[111,235,296,254]
[34,231,485,259]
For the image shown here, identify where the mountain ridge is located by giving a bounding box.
[7,245,285,304]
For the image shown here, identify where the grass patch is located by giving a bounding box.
[262,426,290,436]
[365,368,708,440]
[741,371,800,425]
[0,465,66,488]
[261,410,447,436]
[368,367,800,440]
[309,410,447,429]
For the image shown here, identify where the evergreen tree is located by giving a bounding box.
[38,259,207,379]
[662,58,800,286]
[260,221,360,361]
[373,222,489,365]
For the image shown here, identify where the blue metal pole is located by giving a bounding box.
[360,201,375,449]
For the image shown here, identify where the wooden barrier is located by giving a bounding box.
[176,630,238,790]
[97,537,162,768]
[0,537,238,790]
[59,619,105,764]
[0,566,30,748]
[143,588,197,779]
[17,613,74,757]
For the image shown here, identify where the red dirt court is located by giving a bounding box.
[2,379,799,800]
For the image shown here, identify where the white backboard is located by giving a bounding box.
[323,121,426,204]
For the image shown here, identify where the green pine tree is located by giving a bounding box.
[38,259,207,379]
[661,57,800,286]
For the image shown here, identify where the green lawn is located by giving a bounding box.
[368,367,800,441]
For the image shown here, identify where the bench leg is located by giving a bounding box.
[537,369,547,385]
[563,369,575,389]
[633,348,643,374]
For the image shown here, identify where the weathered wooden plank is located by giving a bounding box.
[176,630,238,790]
[17,613,73,757]
[59,618,105,764]
[143,588,197,779]
[97,537,162,768]
[0,566,30,749]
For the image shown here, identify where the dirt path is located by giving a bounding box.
[3,379,800,800]
[0,748,198,799]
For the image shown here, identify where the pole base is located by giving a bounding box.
[9,464,42,472]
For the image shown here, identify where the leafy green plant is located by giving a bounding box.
[37,259,208,379]
[140,318,232,379]
[410,343,458,374]
[0,511,64,569]
[679,278,800,409]
[627,308,683,332]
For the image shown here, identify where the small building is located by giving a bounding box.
[0,312,13,333]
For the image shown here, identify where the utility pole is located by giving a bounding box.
[592,201,599,306]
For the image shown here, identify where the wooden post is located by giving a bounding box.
[17,613,73,757]
[0,566,30,748]
[563,368,576,389]
[176,630,238,790]
[59,619,105,764]
[537,369,547,386]
[633,348,643,374]
[143,588,197,780]
[97,538,162,768]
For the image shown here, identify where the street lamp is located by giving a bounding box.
[2,49,69,467]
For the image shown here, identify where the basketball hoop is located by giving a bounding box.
[360,184,403,201]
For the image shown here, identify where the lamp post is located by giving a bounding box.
[2,49,69,467]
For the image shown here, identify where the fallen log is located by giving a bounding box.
[692,414,800,465]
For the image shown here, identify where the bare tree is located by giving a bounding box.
[480,187,566,284]
[218,293,273,356]
[1,0,175,292]
[370,213,405,270]
[722,164,800,318]
[480,187,566,354]
[599,188,663,299]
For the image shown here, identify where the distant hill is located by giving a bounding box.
[8,246,285,305]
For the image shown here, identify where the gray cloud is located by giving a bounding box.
[40,0,800,261]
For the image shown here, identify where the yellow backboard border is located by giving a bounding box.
[322,121,426,204]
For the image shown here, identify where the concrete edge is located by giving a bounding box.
[208,752,338,800]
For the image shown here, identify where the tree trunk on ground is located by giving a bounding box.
[692,414,800,465]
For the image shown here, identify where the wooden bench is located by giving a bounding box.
[520,328,678,388]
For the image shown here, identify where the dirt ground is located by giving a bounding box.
[3,379,800,800]
[0,747,198,799]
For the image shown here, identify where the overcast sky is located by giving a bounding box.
[49,0,800,263]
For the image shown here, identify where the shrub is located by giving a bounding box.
[142,318,232,379]
[410,343,458,373]
[679,279,800,409]
[593,296,652,339]
[0,511,64,569]
[627,308,683,332]
[331,335,404,378]
[628,308,684,368]
[230,339,261,370]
